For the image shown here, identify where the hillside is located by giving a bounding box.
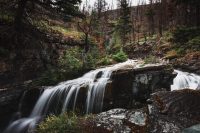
[0,0,200,133]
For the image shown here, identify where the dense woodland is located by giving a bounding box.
[0,0,200,132]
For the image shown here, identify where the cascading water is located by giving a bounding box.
[171,70,200,91]
[3,60,140,133]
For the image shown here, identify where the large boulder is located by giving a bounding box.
[103,64,176,110]
[82,89,200,133]
[83,108,149,133]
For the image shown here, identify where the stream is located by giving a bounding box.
[3,60,200,133]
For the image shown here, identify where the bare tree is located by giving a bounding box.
[94,0,107,19]
[78,15,93,53]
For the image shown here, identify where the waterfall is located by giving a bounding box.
[171,70,200,91]
[3,60,139,133]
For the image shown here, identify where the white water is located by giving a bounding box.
[3,60,140,133]
[4,60,200,133]
[171,70,200,91]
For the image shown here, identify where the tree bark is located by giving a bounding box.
[14,0,28,30]
[85,33,89,53]
[158,0,163,37]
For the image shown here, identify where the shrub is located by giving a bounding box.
[144,55,160,64]
[59,46,83,72]
[175,47,186,55]
[163,31,173,41]
[80,35,96,46]
[38,68,63,86]
[37,113,81,133]
[36,45,102,86]
[97,56,113,66]
[83,46,101,69]
[170,27,200,53]
[110,32,122,53]
[186,36,200,51]
[172,27,200,44]
[112,49,128,62]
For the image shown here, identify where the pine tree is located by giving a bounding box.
[117,0,131,46]
[14,0,82,30]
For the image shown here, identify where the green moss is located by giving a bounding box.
[60,46,83,71]
[37,113,81,133]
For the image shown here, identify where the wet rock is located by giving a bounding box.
[103,64,175,110]
[170,52,200,75]
[0,86,41,131]
[83,89,200,133]
[95,71,103,81]
[149,89,200,132]
[151,89,200,117]
[183,124,200,133]
[84,108,148,133]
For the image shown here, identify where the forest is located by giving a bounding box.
[0,0,200,133]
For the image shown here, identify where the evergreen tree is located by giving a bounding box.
[117,0,131,46]
[14,0,82,30]
[174,0,200,26]
[94,0,107,19]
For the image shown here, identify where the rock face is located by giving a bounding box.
[103,64,175,110]
[0,87,41,132]
[83,108,149,133]
[183,124,200,133]
[0,88,23,131]
[170,52,200,75]
[149,89,200,133]
[0,63,175,131]
[82,89,200,133]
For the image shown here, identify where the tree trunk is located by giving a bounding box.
[85,34,89,53]
[196,5,200,26]
[14,0,28,30]
[151,16,155,35]
[158,1,163,37]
